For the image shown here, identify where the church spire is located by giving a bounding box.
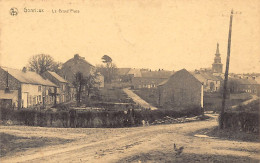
[216,43,220,56]
[212,42,223,73]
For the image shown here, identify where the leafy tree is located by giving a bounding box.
[27,54,62,74]
[98,55,118,83]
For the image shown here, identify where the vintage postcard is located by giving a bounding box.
[0,0,259,162]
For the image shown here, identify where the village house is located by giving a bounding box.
[132,69,173,89]
[192,71,222,92]
[41,71,76,104]
[158,69,203,110]
[116,68,132,82]
[58,54,104,88]
[0,67,57,109]
[228,77,260,96]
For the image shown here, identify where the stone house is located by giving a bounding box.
[132,70,173,89]
[41,71,76,104]
[158,69,203,110]
[58,54,104,88]
[0,67,57,109]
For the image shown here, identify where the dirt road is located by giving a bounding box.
[1,116,259,163]
[123,88,158,110]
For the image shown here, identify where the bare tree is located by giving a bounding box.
[27,54,61,74]
[73,72,84,107]
[73,71,101,106]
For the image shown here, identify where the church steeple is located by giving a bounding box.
[212,43,223,73]
[216,43,220,56]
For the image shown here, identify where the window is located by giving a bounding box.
[38,86,42,92]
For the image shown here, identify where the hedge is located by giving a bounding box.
[0,106,202,128]
[220,111,259,133]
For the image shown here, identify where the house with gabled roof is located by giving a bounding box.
[41,71,76,104]
[0,66,57,109]
[192,71,222,92]
[58,54,95,84]
[158,69,203,110]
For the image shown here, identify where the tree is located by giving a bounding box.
[99,55,117,83]
[73,71,101,106]
[73,72,84,106]
[27,54,62,74]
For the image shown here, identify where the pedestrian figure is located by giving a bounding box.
[142,120,145,127]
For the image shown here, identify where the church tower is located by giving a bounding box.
[212,43,223,73]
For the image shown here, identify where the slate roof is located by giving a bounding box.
[47,71,68,83]
[1,67,57,87]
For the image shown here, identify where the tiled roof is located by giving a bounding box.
[191,71,222,83]
[200,72,219,81]
[128,69,142,77]
[47,71,68,83]
[229,77,259,85]
[60,54,95,79]
[158,69,201,86]
[191,73,206,83]
[1,67,57,87]
[141,71,173,78]
[117,68,131,76]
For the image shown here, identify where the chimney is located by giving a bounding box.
[22,67,27,73]
[74,54,80,59]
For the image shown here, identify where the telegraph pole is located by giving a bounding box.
[220,10,234,129]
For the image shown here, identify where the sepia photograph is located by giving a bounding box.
[0,0,259,162]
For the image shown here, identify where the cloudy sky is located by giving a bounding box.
[0,0,259,73]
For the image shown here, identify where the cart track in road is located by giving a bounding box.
[1,116,259,163]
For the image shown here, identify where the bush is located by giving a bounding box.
[220,111,259,133]
[0,107,15,122]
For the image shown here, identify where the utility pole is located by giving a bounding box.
[220,10,234,129]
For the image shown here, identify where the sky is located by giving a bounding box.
[0,0,259,73]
